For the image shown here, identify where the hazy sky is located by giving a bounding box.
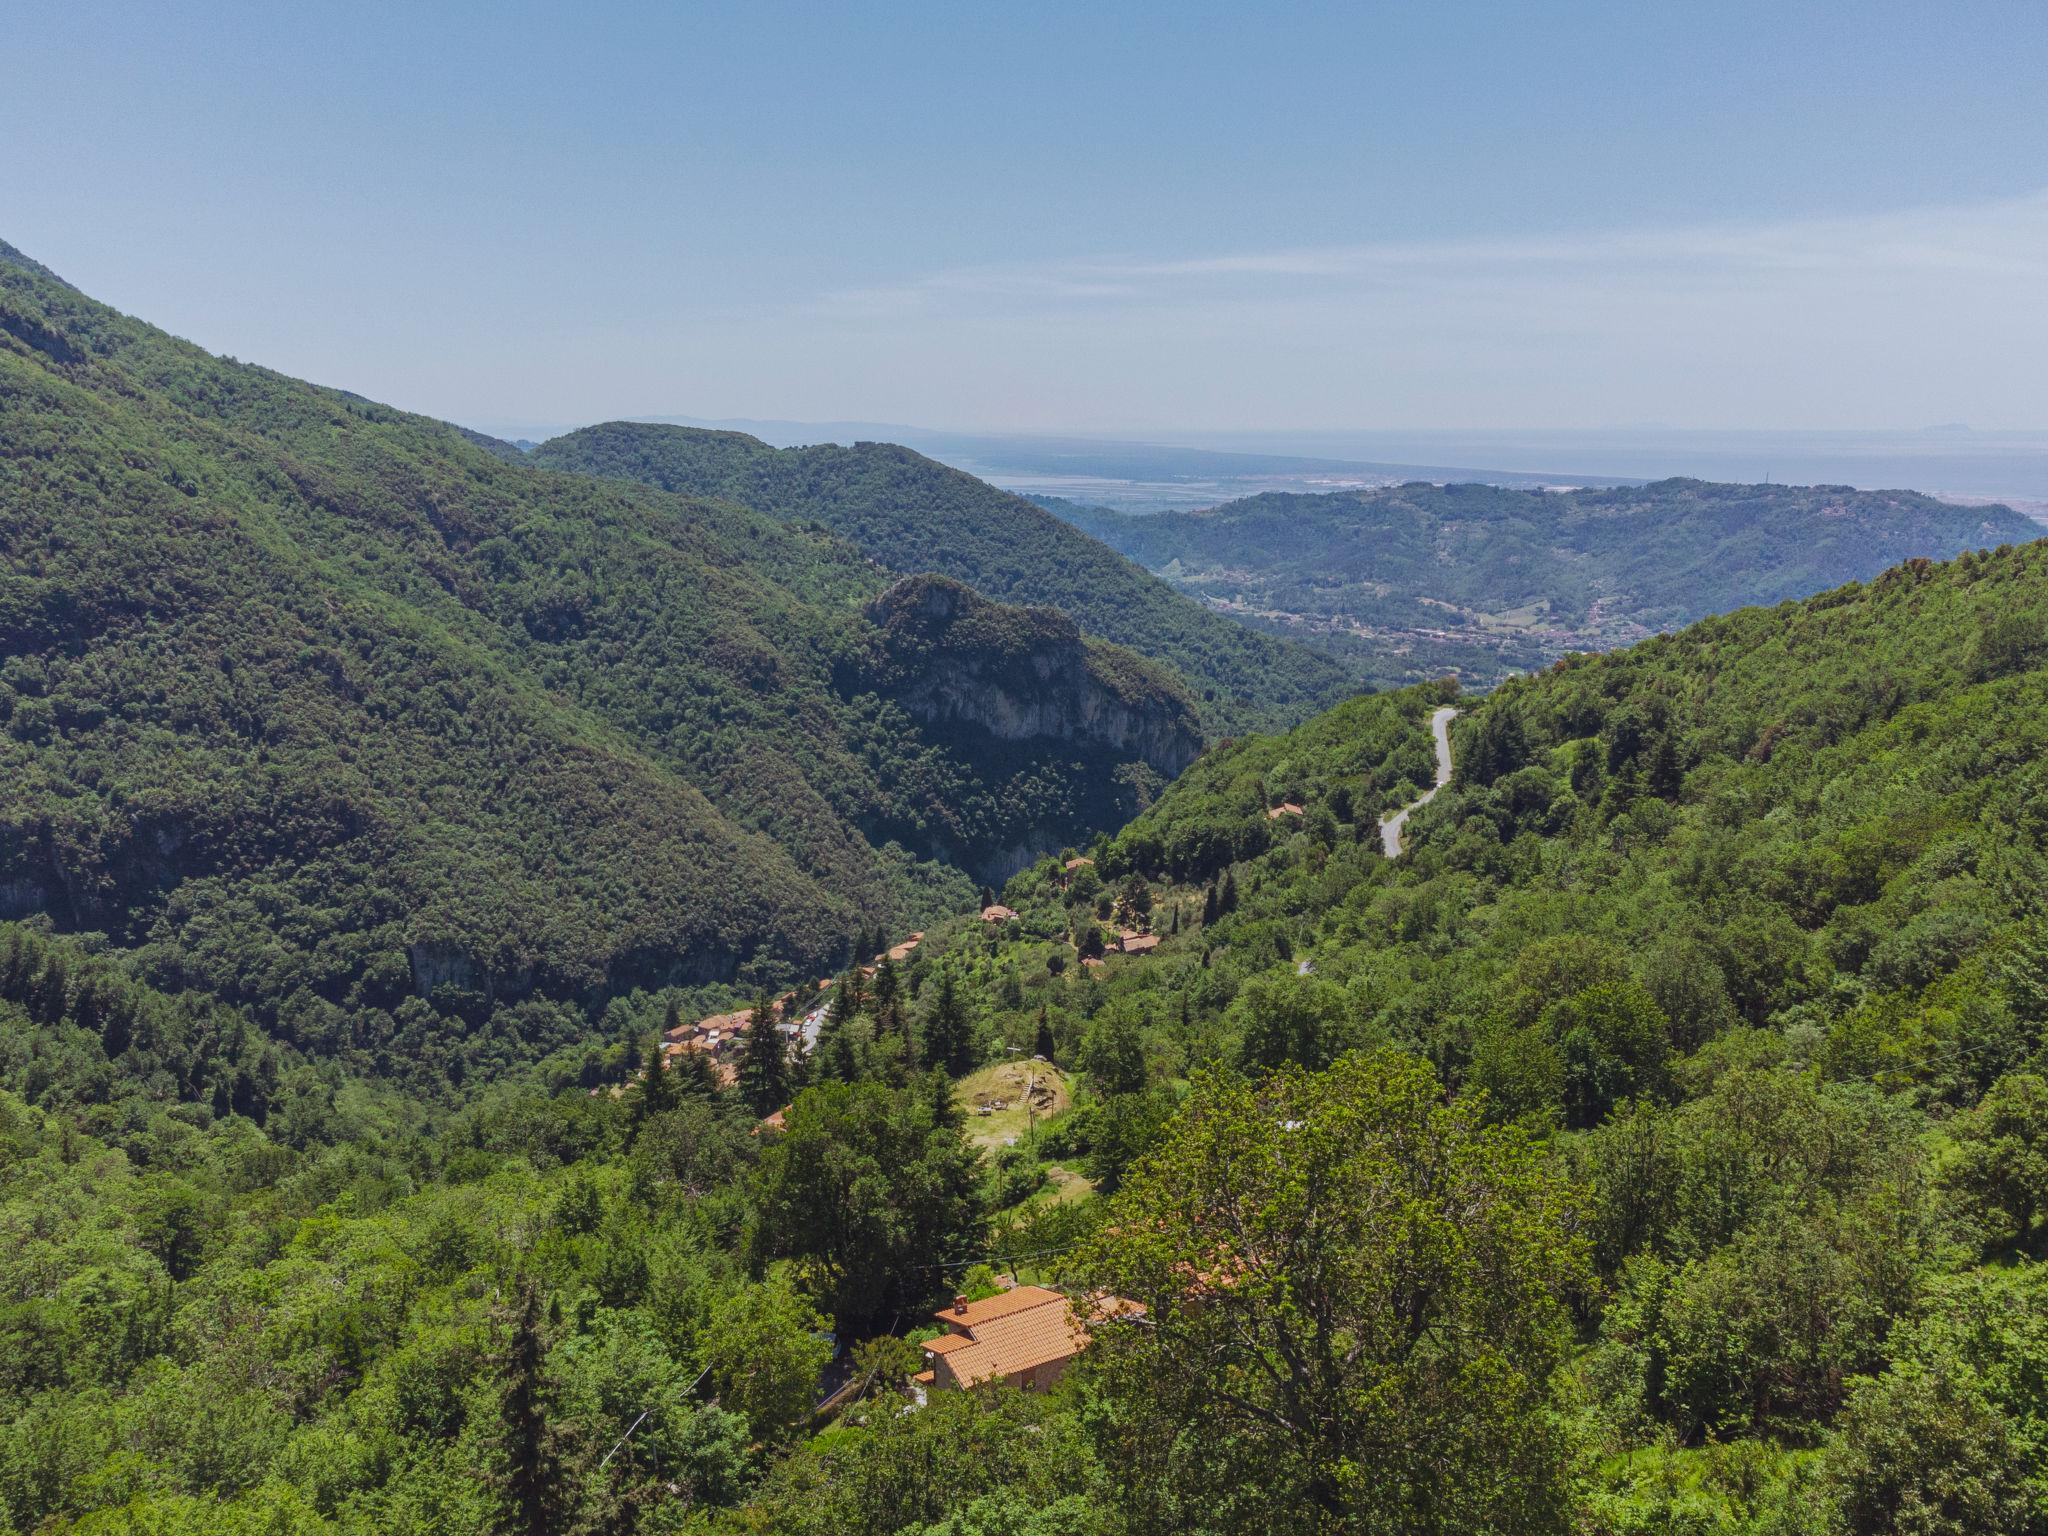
[7,0,2047,435]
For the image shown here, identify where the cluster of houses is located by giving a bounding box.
[653,932,932,1089]
[659,1004,758,1087]
[981,855,1164,966]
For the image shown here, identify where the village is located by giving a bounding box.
[639,850,1161,1402]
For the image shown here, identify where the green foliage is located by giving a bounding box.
[701,1277,832,1448]
[749,1079,985,1332]
[920,970,976,1077]
[532,424,1352,735]
[721,1384,1105,1536]
[929,537,2048,1527]
[737,1001,793,1117]
[1943,1072,2048,1254]
[1074,1053,1589,1533]
[1822,1363,2035,1535]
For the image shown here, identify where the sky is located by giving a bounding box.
[6,0,2047,436]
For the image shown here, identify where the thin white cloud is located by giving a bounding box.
[820,190,2048,314]
[792,191,2048,431]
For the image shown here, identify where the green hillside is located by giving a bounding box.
[900,535,2048,1528]
[0,240,1196,1055]
[10,232,2048,1534]
[1053,478,2038,689]
[4,399,2048,1536]
[13,538,2048,1533]
[530,422,1356,733]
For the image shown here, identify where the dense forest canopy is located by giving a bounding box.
[7,226,2048,1535]
[5,531,2046,1532]
[0,240,1203,1064]
[1051,479,2037,689]
[530,422,1356,734]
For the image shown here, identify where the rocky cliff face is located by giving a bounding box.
[865,575,1201,776]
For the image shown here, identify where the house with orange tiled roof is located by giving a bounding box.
[912,1286,1133,1395]
[1119,933,1161,954]
[1267,801,1305,820]
[660,1006,767,1080]
[980,904,1017,922]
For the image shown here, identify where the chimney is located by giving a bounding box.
[953,1295,969,1314]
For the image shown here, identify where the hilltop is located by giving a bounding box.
[530,421,1356,733]
[1054,477,2036,688]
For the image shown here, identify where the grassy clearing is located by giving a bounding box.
[956,1059,1071,1150]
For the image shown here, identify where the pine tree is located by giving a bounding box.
[738,992,792,1115]
[922,970,973,1076]
[817,1011,866,1083]
[1647,730,1684,800]
[922,1066,965,1132]
[672,1045,721,1099]
[496,1280,562,1536]
[1219,869,1239,915]
[635,1031,677,1130]
[829,966,865,1027]
[1202,882,1219,925]
[30,952,68,1025]
[1034,1005,1056,1061]
[872,958,908,1068]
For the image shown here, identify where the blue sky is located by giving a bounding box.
[6,0,2046,433]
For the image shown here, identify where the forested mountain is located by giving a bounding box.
[9,229,2048,1534]
[530,422,1355,733]
[0,239,1198,1061]
[1052,478,2037,689]
[11,503,2047,1532]
[1015,535,2048,1528]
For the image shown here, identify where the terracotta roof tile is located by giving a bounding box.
[932,1286,1066,1329]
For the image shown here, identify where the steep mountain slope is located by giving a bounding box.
[0,240,1194,1045]
[528,422,1355,733]
[890,535,2048,1523]
[1054,478,2037,689]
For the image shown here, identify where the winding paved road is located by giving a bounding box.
[1379,706,1459,858]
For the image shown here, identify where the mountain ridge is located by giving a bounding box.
[1051,476,2037,689]
[0,239,1198,1050]
[530,420,1358,734]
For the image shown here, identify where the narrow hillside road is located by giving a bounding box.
[1379,706,1459,858]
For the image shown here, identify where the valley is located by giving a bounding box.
[1050,479,2036,689]
[4,241,2047,1536]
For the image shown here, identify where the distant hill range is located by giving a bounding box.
[1046,479,2038,690]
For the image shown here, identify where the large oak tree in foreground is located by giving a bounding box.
[1076,1051,1589,1535]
